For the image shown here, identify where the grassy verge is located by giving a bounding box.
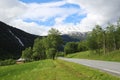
[66,50,120,62]
[0,59,119,80]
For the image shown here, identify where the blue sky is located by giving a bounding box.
[20,0,63,3]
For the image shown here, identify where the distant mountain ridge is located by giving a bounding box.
[0,21,39,60]
[62,31,88,43]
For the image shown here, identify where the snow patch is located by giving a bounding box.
[8,29,24,46]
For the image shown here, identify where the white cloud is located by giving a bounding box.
[10,19,50,35]
[22,1,79,22]
[1,0,120,36]
[0,0,27,23]
[65,0,120,31]
[55,16,66,24]
[0,0,80,35]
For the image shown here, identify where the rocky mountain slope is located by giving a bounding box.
[0,21,38,60]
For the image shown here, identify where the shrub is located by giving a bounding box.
[64,42,78,54]
[57,52,65,57]
[0,59,16,66]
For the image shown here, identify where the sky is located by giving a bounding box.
[0,0,120,36]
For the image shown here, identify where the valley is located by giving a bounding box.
[0,59,119,80]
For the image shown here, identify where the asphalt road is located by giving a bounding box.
[59,57,120,77]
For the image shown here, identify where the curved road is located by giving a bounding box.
[59,57,120,77]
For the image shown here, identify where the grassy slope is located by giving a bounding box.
[0,60,119,80]
[66,50,120,62]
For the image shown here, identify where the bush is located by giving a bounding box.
[78,41,88,52]
[57,52,65,57]
[0,59,16,66]
[22,47,32,59]
[64,42,78,54]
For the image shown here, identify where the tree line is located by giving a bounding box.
[87,19,120,55]
[64,41,88,55]
[64,19,120,55]
[22,28,63,61]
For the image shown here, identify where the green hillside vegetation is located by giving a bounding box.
[66,50,120,62]
[0,59,119,80]
[64,19,120,62]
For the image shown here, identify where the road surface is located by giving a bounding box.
[59,57,120,77]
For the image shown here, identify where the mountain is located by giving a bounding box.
[0,21,88,60]
[0,21,39,60]
[62,31,88,43]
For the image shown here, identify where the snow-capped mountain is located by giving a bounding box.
[62,31,88,43]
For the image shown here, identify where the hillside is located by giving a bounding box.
[66,50,120,62]
[0,59,119,80]
[0,21,39,60]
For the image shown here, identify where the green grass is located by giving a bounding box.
[0,59,119,80]
[66,50,120,62]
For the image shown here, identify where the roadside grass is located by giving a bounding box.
[66,50,120,62]
[0,59,119,80]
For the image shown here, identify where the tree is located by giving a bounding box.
[47,28,63,50]
[22,47,32,60]
[64,42,78,54]
[30,28,63,60]
[87,33,98,50]
[102,31,106,55]
[46,48,56,60]
[32,38,46,60]
[106,24,116,52]
[87,25,104,54]
[116,19,120,49]
[78,41,88,52]
[45,28,63,59]
[85,18,120,55]
[48,28,61,35]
